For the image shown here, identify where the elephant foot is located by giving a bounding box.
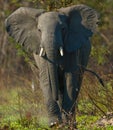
[49,121,63,129]
[50,122,66,129]
[69,121,78,130]
[61,112,78,129]
[50,122,78,130]
[50,121,57,128]
[49,116,62,128]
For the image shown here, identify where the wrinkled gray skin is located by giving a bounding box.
[5,4,98,125]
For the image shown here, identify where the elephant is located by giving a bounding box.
[5,4,98,127]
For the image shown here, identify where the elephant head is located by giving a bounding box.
[5,5,98,101]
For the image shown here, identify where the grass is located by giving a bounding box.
[0,85,50,130]
[0,83,113,130]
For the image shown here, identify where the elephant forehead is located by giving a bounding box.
[38,12,60,24]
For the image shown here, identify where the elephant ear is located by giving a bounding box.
[5,7,45,53]
[59,4,99,52]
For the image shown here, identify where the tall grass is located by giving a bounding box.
[78,72,113,116]
[0,66,113,129]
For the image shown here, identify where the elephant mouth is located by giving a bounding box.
[39,47,64,57]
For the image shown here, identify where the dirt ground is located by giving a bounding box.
[96,112,113,127]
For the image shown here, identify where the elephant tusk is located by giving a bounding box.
[39,47,44,57]
[60,47,64,56]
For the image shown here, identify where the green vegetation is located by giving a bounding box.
[0,0,113,129]
[0,86,113,129]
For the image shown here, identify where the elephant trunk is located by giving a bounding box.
[46,47,59,101]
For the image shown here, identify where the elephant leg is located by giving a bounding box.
[61,50,84,123]
[63,71,82,109]
[33,54,62,125]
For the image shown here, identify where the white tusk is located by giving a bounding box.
[60,47,64,56]
[39,47,44,57]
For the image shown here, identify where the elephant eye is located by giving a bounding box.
[61,26,66,35]
[61,23,67,32]
[62,27,65,31]
[38,28,41,32]
[38,28,42,36]
[37,28,41,37]
[61,26,66,42]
